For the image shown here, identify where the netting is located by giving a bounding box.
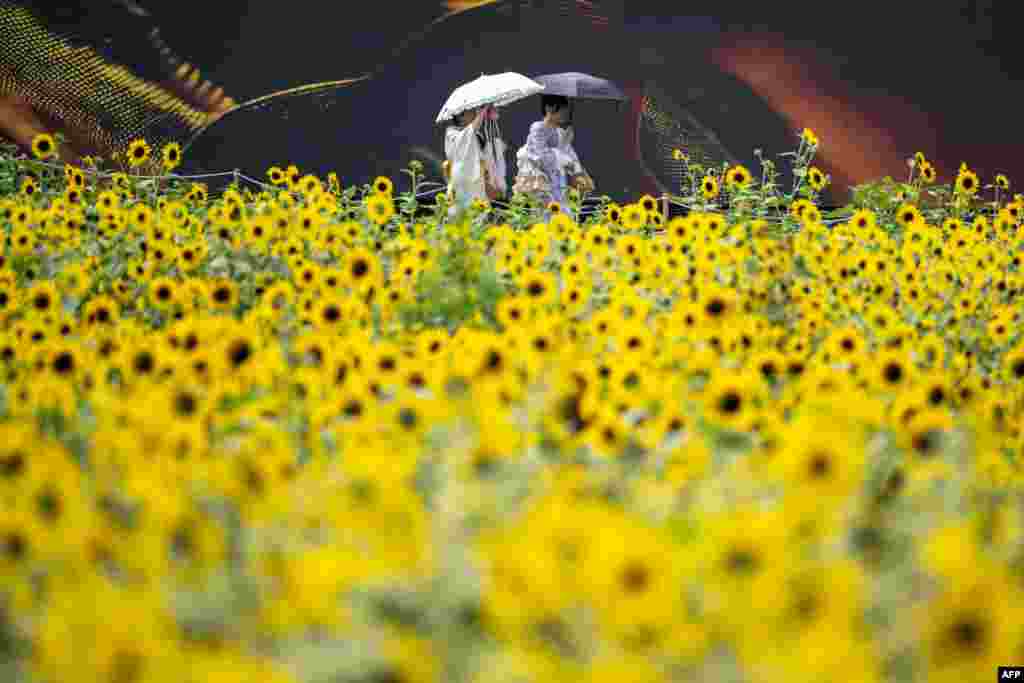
[638,80,740,195]
[0,1,216,157]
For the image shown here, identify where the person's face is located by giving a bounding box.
[546,105,566,124]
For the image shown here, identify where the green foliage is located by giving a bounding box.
[399,227,505,330]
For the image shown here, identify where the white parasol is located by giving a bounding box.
[436,72,545,123]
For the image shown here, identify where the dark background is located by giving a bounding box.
[134,0,1018,204]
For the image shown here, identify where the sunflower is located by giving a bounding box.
[995,173,1010,191]
[806,166,828,191]
[20,177,38,198]
[161,142,182,171]
[186,183,209,203]
[704,372,757,430]
[700,175,719,200]
[26,281,59,315]
[605,203,623,224]
[365,194,395,226]
[148,276,178,310]
[919,161,937,183]
[45,342,80,380]
[208,278,239,310]
[874,351,913,391]
[725,164,752,190]
[223,330,259,371]
[639,194,659,213]
[518,270,557,306]
[955,166,979,196]
[800,203,821,225]
[299,174,322,196]
[314,296,346,329]
[801,127,819,147]
[345,247,380,288]
[620,203,647,231]
[10,228,36,256]
[31,133,56,160]
[372,176,394,196]
[849,209,876,233]
[267,166,286,185]
[896,203,923,228]
[126,139,152,168]
[546,201,562,214]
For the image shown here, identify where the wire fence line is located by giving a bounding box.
[14,157,859,224]
[14,158,455,200]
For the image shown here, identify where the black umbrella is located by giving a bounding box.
[531,72,628,101]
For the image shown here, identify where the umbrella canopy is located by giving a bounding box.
[435,72,545,123]
[532,72,628,101]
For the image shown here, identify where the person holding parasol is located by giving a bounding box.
[512,94,575,217]
[513,73,625,217]
[437,72,544,217]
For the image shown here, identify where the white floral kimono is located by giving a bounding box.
[444,123,506,216]
[513,120,582,215]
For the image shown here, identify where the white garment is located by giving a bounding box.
[445,123,506,215]
[514,122,585,217]
[556,126,586,178]
[514,120,569,206]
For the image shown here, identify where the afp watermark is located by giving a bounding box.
[1000,667,1024,680]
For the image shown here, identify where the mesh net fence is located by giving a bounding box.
[0,1,215,158]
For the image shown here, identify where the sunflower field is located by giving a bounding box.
[1,130,1023,683]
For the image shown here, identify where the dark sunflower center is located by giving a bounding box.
[883,362,903,383]
[3,532,26,560]
[949,615,987,653]
[53,351,74,374]
[228,341,252,366]
[725,547,759,574]
[808,452,832,479]
[0,452,25,478]
[133,352,154,373]
[912,429,941,456]
[398,408,418,430]
[620,562,651,594]
[175,392,197,416]
[37,489,61,521]
[718,391,742,414]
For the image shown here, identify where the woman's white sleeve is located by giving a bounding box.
[446,126,483,202]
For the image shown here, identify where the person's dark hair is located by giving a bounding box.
[541,95,570,117]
